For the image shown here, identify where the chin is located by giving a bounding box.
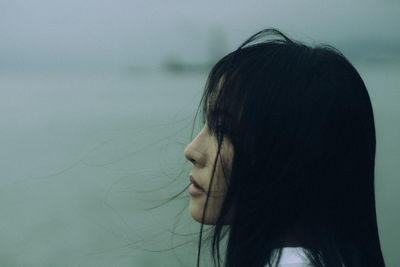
[189,201,217,225]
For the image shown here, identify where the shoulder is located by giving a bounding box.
[266,247,313,267]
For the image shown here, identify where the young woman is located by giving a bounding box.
[183,29,386,267]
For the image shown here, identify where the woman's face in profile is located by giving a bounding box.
[184,123,233,225]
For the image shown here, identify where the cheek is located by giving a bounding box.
[207,158,230,200]
[217,151,233,184]
[217,163,229,188]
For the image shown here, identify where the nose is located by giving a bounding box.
[184,145,195,164]
[184,143,199,165]
[184,136,205,166]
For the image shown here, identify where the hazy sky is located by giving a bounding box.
[1,0,399,69]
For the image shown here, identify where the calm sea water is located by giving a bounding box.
[0,61,399,266]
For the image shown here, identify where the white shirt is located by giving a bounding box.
[266,247,313,267]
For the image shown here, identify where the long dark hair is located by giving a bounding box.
[191,28,386,267]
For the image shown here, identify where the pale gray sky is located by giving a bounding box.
[1,0,399,70]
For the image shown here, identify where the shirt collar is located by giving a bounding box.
[271,247,311,265]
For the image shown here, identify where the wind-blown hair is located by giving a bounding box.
[194,29,385,267]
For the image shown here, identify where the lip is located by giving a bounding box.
[190,175,205,192]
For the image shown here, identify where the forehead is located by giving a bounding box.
[206,75,226,114]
